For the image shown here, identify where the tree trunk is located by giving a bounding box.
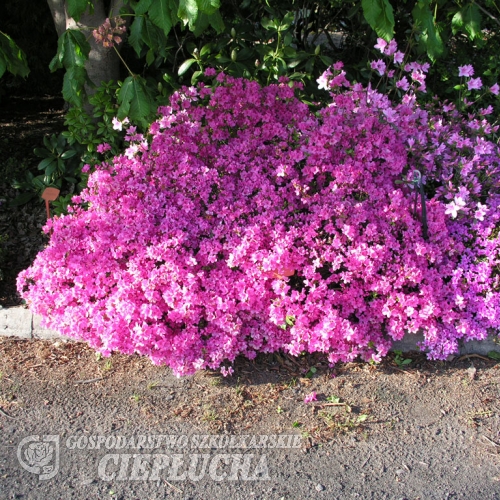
[46,0,126,100]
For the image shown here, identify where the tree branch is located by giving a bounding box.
[474,2,500,28]
[46,0,67,37]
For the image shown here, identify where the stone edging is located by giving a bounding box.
[1,306,499,356]
[1,306,64,340]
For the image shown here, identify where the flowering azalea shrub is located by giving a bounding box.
[18,43,500,376]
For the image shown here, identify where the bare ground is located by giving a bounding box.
[1,337,500,499]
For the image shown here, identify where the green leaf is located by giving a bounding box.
[200,43,212,57]
[178,0,199,29]
[149,0,173,36]
[197,0,220,15]
[9,192,36,207]
[61,150,77,159]
[208,10,224,34]
[141,19,165,53]
[45,162,57,177]
[66,0,90,21]
[62,66,87,107]
[412,0,444,60]
[49,34,65,72]
[51,30,91,73]
[487,351,500,360]
[129,17,145,56]
[118,76,134,118]
[0,31,29,77]
[134,0,153,15]
[327,395,341,403]
[117,76,155,126]
[38,158,55,171]
[146,49,155,66]
[178,58,197,75]
[34,148,53,159]
[452,4,481,40]
[280,12,295,31]
[261,18,275,30]
[193,12,210,36]
[361,0,394,41]
[191,70,203,85]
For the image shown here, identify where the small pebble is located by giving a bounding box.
[315,483,325,492]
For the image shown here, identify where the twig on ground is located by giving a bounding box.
[482,435,500,447]
[456,354,490,362]
[163,479,183,493]
[74,377,105,385]
[0,407,16,419]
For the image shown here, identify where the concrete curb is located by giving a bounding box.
[1,306,500,356]
[1,306,66,340]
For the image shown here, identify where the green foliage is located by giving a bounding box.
[117,76,156,126]
[49,30,91,106]
[393,350,412,368]
[452,4,482,40]
[0,30,29,78]
[412,0,444,61]
[362,0,395,41]
[66,0,92,21]
[33,134,79,186]
[10,133,83,211]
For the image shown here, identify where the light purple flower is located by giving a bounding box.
[393,51,404,64]
[445,196,467,219]
[396,77,409,91]
[467,77,483,91]
[370,59,386,76]
[374,38,387,53]
[458,65,474,77]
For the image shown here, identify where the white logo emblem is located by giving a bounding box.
[17,435,60,480]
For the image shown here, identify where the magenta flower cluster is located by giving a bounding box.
[18,50,500,376]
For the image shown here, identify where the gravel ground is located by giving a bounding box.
[1,338,500,499]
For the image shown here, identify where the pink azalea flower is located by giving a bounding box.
[304,392,317,404]
[490,83,499,95]
[96,143,111,154]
